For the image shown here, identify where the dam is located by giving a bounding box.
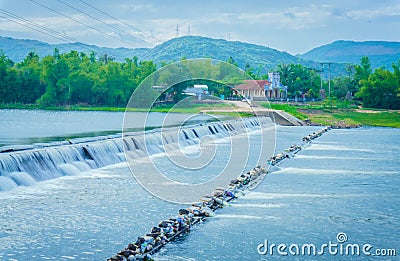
[0,117,273,192]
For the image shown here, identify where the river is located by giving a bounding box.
[0,109,215,147]
[0,110,398,260]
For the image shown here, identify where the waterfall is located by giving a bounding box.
[0,117,272,191]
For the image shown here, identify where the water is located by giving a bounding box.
[0,115,398,260]
[157,127,400,260]
[0,109,214,147]
[0,115,272,260]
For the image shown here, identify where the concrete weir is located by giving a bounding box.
[200,100,305,126]
[255,110,305,126]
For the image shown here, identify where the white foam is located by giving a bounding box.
[71,161,91,172]
[215,214,262,219]
[58,164,81,176]
[295,155,387,161]
[306,143,373,152]
[10,172,37,186]
[274,167,398,175]
[245,191,333,200]
[0,176,18,191]
[230,203,284,208]
[245,191,368,200]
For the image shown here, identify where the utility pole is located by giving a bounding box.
[188,24,191,35]
[320,63,323,91]
[176,24,179,37]
[328,63,331,99]
[228,32,231,41]
[320,62,333,98]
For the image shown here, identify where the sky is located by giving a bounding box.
[0,0,399,54]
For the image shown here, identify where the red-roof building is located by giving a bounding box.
[234,76,287,100]
[234,80,269,99]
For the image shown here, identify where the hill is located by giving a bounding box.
[300,40,400,69]
[142,36,312,70]
[1,35,346,76]
[0,36,149,62]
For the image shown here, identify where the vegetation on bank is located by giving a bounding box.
[261,101,400,128]
[306,110,400,128]
[261,103,309,120]
[0,100,254,117]
[0,47,399,126]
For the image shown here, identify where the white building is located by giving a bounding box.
[184,85,209,100]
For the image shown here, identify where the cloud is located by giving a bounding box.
[116,3,154,12]
[236,5,331,30]
[1,0,399,54]
[283,11,295,19]
[345,4,400,21]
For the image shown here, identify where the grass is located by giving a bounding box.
[259,101,400,128]
[0,103,128,112]
[306,110,400,128]
[0,101,250,117]
[260,103,308,120]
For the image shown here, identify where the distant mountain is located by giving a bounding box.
[1,35,348,76]
[0,36,149,62]
[300,40,400,69]
[0,35,315,69]
[142,36,312,71]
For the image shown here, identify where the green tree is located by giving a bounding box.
[332,76,353,99]
[355,56,372,84]
[276,63,292,87]
[38,55,70,106]
[276,63,320,98]
[0,50,14,103]
[66,71,94,104]
[356,68,400,109]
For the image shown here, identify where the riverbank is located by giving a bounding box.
[0,102,252,117]
[2,102,399,128]
[261,103,400,128]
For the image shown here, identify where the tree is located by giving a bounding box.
[332,76,353,99]
[276,63,321,98]
[356,68,400,109]
[227,56,238,67]
[66,71,94,104]
[276,63,292,87]
[355,56,372,84]
[0,50,12,103]
[38,56,70,106]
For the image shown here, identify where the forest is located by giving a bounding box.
[0,49,399,109]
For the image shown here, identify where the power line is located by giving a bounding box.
[29,0,140,48]
[55,0,150,46]
[0,11,95,52]
[0,9,77,43]
[0,14,74,45]
[0,9,103,54]
[77,0,160,45]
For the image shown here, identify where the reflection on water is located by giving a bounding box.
[0,109,223,147]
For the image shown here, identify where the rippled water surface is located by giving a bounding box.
[0,124,399,260]
[0,109,211,147]
[159,127,400,260]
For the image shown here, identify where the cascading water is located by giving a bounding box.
[0,117,272,191]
